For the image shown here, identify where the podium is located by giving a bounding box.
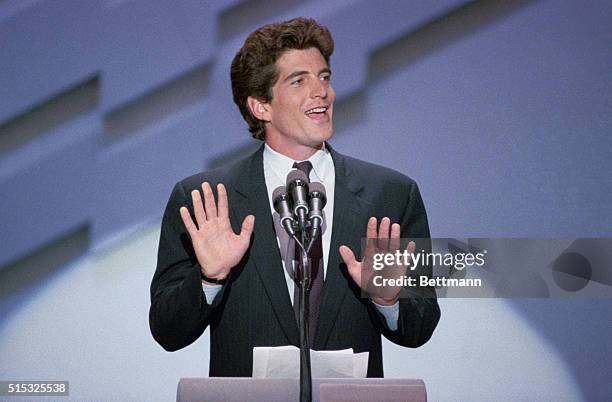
[177,377,427,402]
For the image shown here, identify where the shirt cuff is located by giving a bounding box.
[202,281,223,304]
[372,300,399,331]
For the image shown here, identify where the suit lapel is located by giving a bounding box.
[231,145,299,345]
[314,145,370,348]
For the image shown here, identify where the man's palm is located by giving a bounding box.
[180,182,254,280]
[339,217,415,305]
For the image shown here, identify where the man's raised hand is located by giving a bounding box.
[339,217,415,306]
[179,182,255,282]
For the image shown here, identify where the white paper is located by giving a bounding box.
[252,346,369,378]
[353,352,369,378]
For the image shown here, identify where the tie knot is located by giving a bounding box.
[293,161,313,179]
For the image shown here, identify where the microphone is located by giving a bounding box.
[273,186,295,236]
[286,169,310,228]
[308,182,327,241]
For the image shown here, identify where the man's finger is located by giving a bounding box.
[217,183,229,218]
[406,241,416,270]
[366,217,377,238]
[179,206,198,235]
[239,215,255,241]
[191,189,206,227]
[365,217,377,255]
[407,240,416,253]
[378,217,390,239]
[377,217,391,251]
[202,182,218,219]
[389,223,401,251]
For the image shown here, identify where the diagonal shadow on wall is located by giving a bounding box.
[333,0,534,137]
[0,77,99,156]
[218,0,306,43]
[0,225,90,328]
[103,63,211,143]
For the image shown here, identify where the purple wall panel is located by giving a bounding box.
[329,0,612,238]
[0,0,102,121]
[93,100,249,242]
[101,0,215,112]
[325,0,464,97]
[0,115,98,265]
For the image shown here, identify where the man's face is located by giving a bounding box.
[262,47,335,156]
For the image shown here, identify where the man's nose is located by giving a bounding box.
[310,78,328,98]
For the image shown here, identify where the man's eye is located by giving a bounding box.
[321,74,331,81]
[291,78,303,85]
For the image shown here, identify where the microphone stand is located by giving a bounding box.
[280,174,325,402]
[294,224,312,402]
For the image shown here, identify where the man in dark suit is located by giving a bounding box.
[149,17,440,377]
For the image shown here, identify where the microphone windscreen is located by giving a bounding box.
[308,181,326,197]
[286,169,309,184]
[272,185,287,202]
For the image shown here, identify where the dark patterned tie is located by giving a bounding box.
[292,161,324,344]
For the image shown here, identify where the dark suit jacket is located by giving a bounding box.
[149,143,440,377]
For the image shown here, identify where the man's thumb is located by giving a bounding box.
[339,245,355,265]
[240,215,255,239]
[340,245,361,285]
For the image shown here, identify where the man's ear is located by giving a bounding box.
[247,96,270,121]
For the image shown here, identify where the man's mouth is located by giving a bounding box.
[304,106,330,120]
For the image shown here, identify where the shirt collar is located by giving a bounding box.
[263,142,333,184]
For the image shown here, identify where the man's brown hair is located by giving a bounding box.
[230,17,334,140]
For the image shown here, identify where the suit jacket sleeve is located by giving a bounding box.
[377,181,441,348]
[149,181,229,351]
